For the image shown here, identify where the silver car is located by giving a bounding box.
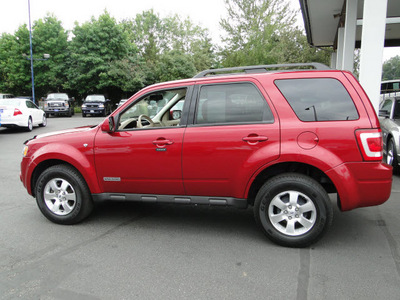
[379,96,400,173]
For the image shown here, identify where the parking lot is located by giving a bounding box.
[1,115,400,299]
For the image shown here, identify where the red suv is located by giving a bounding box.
[20,63,392,247]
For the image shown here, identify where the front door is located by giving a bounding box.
[94,87,190,195]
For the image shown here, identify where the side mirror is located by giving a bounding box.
[171,110,182,120]
[101,115,117,133]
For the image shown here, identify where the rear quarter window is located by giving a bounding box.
[275,78,359,121]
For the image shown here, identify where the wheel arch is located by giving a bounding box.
[30,152,100,198]
[246,162,337,206]
[31,160,79,197]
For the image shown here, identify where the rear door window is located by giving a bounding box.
[275,78,359,121]
[195,83,273,125]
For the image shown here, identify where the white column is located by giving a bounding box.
[336,27,345,70]
[342,0,358,72]
[359,0,388,113]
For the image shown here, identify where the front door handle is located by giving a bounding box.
[153,138,174,146]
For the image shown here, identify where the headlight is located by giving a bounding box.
[82,104,87,108]
[65,102,69,108]
[99,104,105,108]
[22,145,29,157]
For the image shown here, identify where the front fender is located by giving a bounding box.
[26,142,100,196]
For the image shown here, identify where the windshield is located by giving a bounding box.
[47,93,68,100]
[85,95,105,102]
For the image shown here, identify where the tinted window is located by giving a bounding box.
[195,83,273,124]
[275,78,359,121]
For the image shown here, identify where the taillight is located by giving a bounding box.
[13,108,23,116]
[355,129,383,161]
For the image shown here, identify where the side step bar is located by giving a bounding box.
[92,193,248,209]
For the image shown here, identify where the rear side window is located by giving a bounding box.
[275,78,359,121]
[195,83,273,124]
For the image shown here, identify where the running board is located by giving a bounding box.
[92,193,248,209]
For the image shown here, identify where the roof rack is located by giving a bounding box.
[193,63,330,78]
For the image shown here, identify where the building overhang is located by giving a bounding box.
[299,0,400,49]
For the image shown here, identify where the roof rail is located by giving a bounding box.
[193,63,330,78]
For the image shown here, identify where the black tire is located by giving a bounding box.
[254,173,333,248]
[35,165,93,225]
[82,113,86,117]
[387,138,400,174]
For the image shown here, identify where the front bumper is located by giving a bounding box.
[45,108,70,114]
[82,108,105,115]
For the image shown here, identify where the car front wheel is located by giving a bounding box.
[254,173,333,247]
[35,165,93,224]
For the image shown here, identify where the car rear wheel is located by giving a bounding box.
[254,173,333,247]
[39,114,47,127]
[25,117,33,132]
[35,165,93,224]
[387,138,399,173]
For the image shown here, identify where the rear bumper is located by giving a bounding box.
[326,162,392,211]
[0,115,27,127]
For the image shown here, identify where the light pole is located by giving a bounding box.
[28,0,35,103]
[27,0,50,103]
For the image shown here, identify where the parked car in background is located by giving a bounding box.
[117,99,128,108]
[43,93,75,117]
[379,96,400,173]
[0,98,46,131]
[381,79,400,101]
[82,95,112,117]
[0,93,15,99]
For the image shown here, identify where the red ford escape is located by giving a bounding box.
[20,63,392,247]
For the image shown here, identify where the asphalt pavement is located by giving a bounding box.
[1,114,399,299]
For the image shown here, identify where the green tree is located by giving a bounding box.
[382,55,400,81]
[67,11,133,99]
[156,50,197,82]
[270,27,332,65]
[122,10,215,82]
[30,14,69,98]
[219,0,296,66]
[0,26,31,95]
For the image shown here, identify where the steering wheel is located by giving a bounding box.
[137,114,155,128]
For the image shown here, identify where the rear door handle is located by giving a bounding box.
[242,136,269,143]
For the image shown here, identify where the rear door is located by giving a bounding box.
[182,80,280,199]
[25,100,43,124]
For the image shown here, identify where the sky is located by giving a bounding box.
[0,0,399,62]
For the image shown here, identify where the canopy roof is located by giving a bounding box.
[299,0,400,48]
